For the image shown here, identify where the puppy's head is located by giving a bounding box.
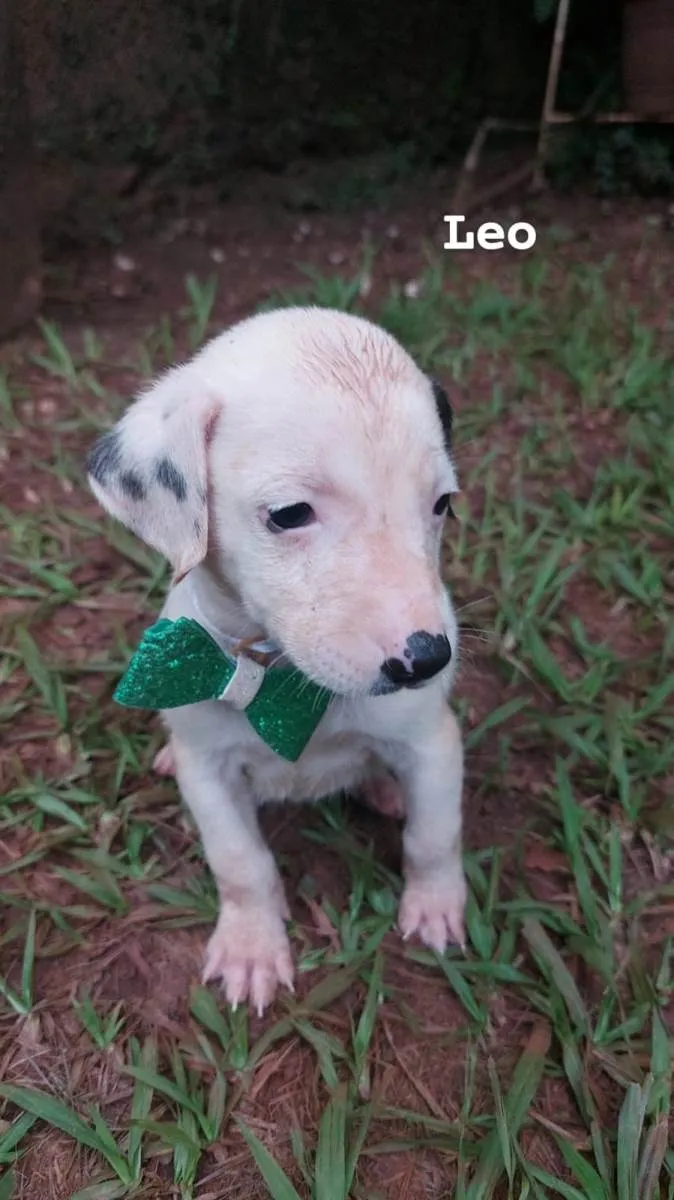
[88,307,459,695]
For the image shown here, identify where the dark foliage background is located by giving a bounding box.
[21,0,627,179]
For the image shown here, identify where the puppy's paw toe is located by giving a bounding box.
[399,872,467,954]
[249,952,294,1016]
[153,743,176,777]
[359,774,406,820]
[203,905,294,1016]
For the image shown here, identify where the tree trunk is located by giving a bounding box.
[0,0,41,342]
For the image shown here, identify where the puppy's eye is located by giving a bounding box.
[433,493,455,518]
[266,502,316,532]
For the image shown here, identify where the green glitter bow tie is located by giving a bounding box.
[114,617,333,762]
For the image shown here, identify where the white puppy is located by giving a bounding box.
[88,306,466,1014]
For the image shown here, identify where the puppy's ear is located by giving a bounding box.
[87,365,219,581]
[428,377,453,455]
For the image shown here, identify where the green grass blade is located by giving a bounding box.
[235,1119,302,1200]
[0,1112,36,1164]
[127,1036,156,1178]
[557,1136,610,1198]
[86,1107,131,1181]
[487,1057,513,1187]
[521,917,590,1036]
[70,1181,130,1200]
[436,954,485,1025]
[0,978,29,1018]
[345,1102,373,1194]
[189,984,231,1053]
[352,951,383,1094]
[205,1071,227,1143]
[465,1022,550,1199]
[525,1161,591,1200]
[20,910,36,1010]
[649,1008,671,1118]
[314,1084,348,1200]
[0,1085,102,1154]
[292,1020,341,1090]
[130,1118,201,1152]
[617,1079,652,1200]
[637,1117,669,1200]
[121,1065,203,1119]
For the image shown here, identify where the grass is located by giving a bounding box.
[0,237,672,1199]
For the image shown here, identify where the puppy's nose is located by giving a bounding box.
[380,631,451,688]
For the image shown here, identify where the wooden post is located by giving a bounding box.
[0,0,41,342]
[533,0,572,188]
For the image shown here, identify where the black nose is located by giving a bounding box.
[380,631,451,689]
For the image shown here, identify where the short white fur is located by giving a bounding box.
[89,306,467,1014]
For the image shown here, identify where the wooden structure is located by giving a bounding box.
[453,0,674,213]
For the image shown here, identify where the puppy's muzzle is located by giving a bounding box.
[378,631,451,692]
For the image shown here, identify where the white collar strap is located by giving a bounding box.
[185,575,282,662]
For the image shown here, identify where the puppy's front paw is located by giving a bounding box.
[399,869,467,954]
[203,903,294,1016]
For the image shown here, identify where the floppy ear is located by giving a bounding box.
[428,377,453,455]
[87,365,219,581]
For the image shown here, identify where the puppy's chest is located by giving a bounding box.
[225,731,376,803]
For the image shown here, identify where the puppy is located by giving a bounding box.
[88,306,466,1014]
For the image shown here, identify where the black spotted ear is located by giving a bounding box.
[87,364,220,582]
[428,376,453,455]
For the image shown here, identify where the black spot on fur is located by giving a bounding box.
[119,469,146,501]
[155,456,187,501]
[86,429,122,483]
[429,377,453,454]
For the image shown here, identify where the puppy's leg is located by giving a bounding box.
[153,741,176,777]
[358,770,406,819]
[172,740,293,1014]
[397,706,466,953]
